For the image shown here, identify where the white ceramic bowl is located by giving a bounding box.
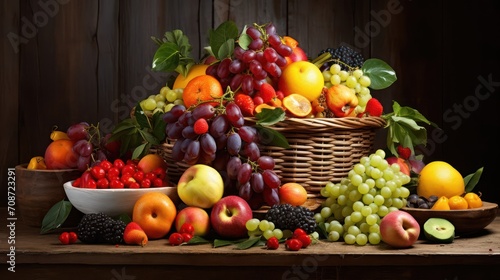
[63,180,179,217]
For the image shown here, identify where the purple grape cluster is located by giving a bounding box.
[206,22,293,96]
[163,102,281,209]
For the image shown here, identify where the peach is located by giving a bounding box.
[132,192,176,239]
[137,153,168,174]
[279,183,308,206]
[175,206,211,237]
[44,139,79,169]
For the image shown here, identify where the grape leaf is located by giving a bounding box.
[152,42,181,72]
[464,167,484,193]
[255,125,290,149]
[187,236,211,245]
[209,20,239,60]
[40,200,72,234]
[134,105,150,129]
[235,236,265,250]
[255,107,286,126]
[132,142,148,159]
[213,238,246,248]
[362,58,397,90]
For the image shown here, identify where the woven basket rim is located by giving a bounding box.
[245,116,387,130]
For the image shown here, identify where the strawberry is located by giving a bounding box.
[397,145,411,160]
[365,97,383,117]
[193,118,209,134]
[234,93,255,117]
[259,83,277,104]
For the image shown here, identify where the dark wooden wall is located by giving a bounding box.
[2,0,499,205]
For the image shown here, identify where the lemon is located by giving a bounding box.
[417,161,464,199]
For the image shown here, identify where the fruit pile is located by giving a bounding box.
[27,122,121,172]
[71,154,170,189]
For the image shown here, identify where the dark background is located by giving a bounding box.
[1,0,499,205]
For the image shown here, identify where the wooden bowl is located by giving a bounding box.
[402,202,498,235]
[63,181,179,217]
[15,164,82,227]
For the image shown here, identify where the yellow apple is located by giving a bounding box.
[177,164,224,208]
[278,61,324,102]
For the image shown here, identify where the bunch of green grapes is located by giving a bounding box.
[245,218,320,241]
[316,149,411,245]
[139,86,184,114]
[322,63,372,115]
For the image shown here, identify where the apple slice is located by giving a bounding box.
[423,218,455,243]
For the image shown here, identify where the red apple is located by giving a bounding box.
[175,206,211,237]
[386,157,411,176]
[380,210,420,248]
[177,164,224,208]
[210,195,253,239]
[325,84,359,117]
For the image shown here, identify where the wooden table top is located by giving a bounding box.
[2,210,499,268]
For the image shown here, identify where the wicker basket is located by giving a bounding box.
[157,116,386,199]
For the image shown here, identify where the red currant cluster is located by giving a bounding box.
[58,231,78,245]
[266,228,312,251]
[168,223,195,246]
[72,159,168,189]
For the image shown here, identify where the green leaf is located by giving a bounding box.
[139,130,160,146]
[213,238,243,248]
[218,39,235,59]
[238,33,251,50]
[209,20,239,60]
[115,214,132,224]
[464,167,484,193]
[255,107,286,126]
[362,58,397,90]
[134,106,151,129]
[40,200,72,234]
[152,42,181,72]
[235,236,264,250]
[152,112,167,141]
[132,143,149,159]
[187,236,211,245]
[255,125,290,149]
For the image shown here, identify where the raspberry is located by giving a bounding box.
[397,145,411,160]
[365,97,383,117]
[193,118,209,134]
[266,237,280,250]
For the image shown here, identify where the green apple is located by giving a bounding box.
[177,164,224,208]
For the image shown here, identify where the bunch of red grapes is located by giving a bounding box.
[66,122,120,172]
[163,102,281,209]
[206,22,293,95]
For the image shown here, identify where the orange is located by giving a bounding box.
[416,161,465,199]
[44,139,78,169]
[282,93,312,117]
[278,61,324,102]
[172,64,210,89]
[254,103,276,114]
[182,74,223,109]
[448,195,468,210]
[279,182,308,206]
[431,196,450,210]
[464,192,483,209]
[132,192,177,239]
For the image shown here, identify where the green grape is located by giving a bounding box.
[386,180,397,192]
[347,225,361,236]
[353,163,366,175]
[314,212,324,223]
[359,222,370,234]
[350,174,363,186]
[320,206,332,219]
[328,221,344,234]
[246,218,260,231]
[142,98,157,111]
[155,93,166,102]
[366,214,378,226]
[350,211,363,223]
[156,100,166,109]
[352,201,364,212]
[370,168,382,180]
[248,229,263,237]
[391,188,402,199]
[375,178,386,189]
[345,76,358,88]
[320,187,330,197]
[310,231,319,240]
[173,99,184,106]
[392,197,405,209]
[368,232,381,245]
[369,203,379,214]
[273,229,284,240]
[339,70,349,81]
[348,190,362,202]
[323,70,332,82]
[370,154,383,168]
[383,169,395,181]
[328,231,341,242]
[166,89,178,102]
[330,64,341,74]
[358,183,370,194]
[356,233,368,246]
[358,75,371,87]
[164,103,175,112]
[377,205,389,217]
[267,221,275,231]
[352,69,363,79]
[258,220,270,231]
[361,205,372,216]
[359,86,370,96]
[344,233,356,245]
[330,74,341,85]
[365,178,375,189]
[341,206,353,218]
[263,229,274,240]
[374,194,385,206]
[362,193,374,205]
[381,186,392,198]
[369,223,380,234]
[175,88,184,99]
[160,86,169,98]
[354,83,362,93]
[153,108,164,115]
[337,194,347,206]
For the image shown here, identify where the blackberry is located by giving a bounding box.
[265,204,317,234]
[77,213,125,244]
[318,45,365,71]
